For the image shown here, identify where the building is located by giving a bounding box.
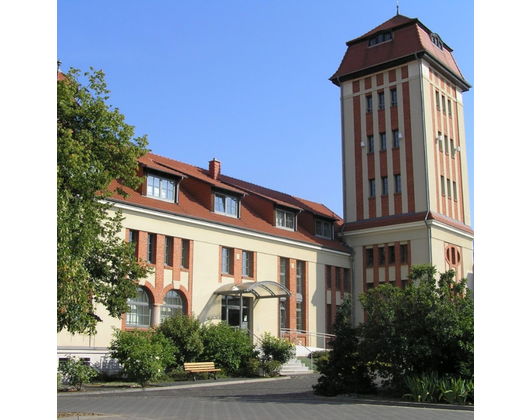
[329,13,473,324]
[57,12,473,365]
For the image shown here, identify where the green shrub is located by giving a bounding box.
[156,313,204,367]
[403,373,473,405]
[262,360,283,377]
[58,356,98,390]
[200,321,256,375]
[259,332,295,364]
[108,328,175,387]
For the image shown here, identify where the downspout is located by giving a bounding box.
[416,52,432,264]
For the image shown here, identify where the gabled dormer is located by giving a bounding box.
[274,205,300,231]
[139,159,187,204]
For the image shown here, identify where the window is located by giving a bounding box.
[367,135,374,153]
[126,287,151,327]
[326,265,331,288]
[296,261,304,331]
[438,131,443,152]
[335,267,341,289]
[378,92,385,110]
[276,209,295,230]
[447,178,452,199]
[366,248,374,266]
[378,247,386,265]
[441,176,446,195]
[431,33,443,50]
[366,95,373,113]
[448,99,452,117]
[214,192,238,217]
[444,136,449,153]
[369,179,376,197]
[147,233,156,264]
[147,174,176,202]
[279,257,288,287]
[453,182,458,201]
[394,174,402,193]
[181,239,189,268]
[160,290,184,321]
[442,95,446,113]
[315,219,332,238]
[368,31,392,46]
[296,261,304,295]
[380,132,387,151]
[128,229,139,256]
[435,91,440,109]
[242,250,253,277]
[388,245,396,264]
[221,247,233,274]
[382,177,388,195]
[344,269,351,292]
[391,89,398,106]
[164,237,173,266]
[450,138,455,156]
[400,244,408,263]
[392,130,400,148]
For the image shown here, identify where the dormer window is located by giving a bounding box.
[368,31,392,46]
[214,192,239,217]
[315,219,333,239]
[431,33,443,50]
[276,208,295,230]
[147,173,176,202]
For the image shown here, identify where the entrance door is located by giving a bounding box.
[222,295,250,329]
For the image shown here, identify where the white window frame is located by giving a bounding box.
[214,192,239,217]
[147,173,176,202]
[315,219,333,239]
[276,209,295,230]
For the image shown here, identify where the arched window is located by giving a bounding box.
[126,287,151,327]
[160,290,185,322]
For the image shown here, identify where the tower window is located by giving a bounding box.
[366,96,373,113]
[380,132,387,151]
[368,31,393,46]
[431,33,444,50]
[378,92,385,110]
[391,89,398,106]
[368,135,375,153]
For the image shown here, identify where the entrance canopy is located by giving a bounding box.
[214,281,291,299]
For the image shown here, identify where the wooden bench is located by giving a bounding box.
[183,362,221,381]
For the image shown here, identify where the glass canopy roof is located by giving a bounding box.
[214,281,291,299]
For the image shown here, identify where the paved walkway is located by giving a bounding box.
[57,373,474,420]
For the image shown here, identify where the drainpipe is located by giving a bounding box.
[416,52,432,265]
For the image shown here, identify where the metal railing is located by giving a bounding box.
[280,328,335,352]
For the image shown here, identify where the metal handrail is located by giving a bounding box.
[280,328,335,350]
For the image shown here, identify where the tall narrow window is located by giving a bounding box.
[378,247,386,265]
[453,182,458,201]
[326,265,331,288]
[378,91,385,110]
[388,245,396,264]
[296,261,304,331]
[369,179,376,197]
[400,244,408,263]
[366,95,373,113]
[391,89,398,106]
[181,239,189,268]
[221,247,233,274]
[442,95,446,113]
[335,267,341,289]
[441,176,446,195]
[435,91,440,109]
[444,135,449,154]
[448,99,452,117]
[368,135,374,153]
[447,178,452,199]
[242,251,253,277]
[164,237,173,266]
[279,257,288,287]
[392,130,400,148]
[394,174,402,193]
[366,248,374,266]
[382,177,388,195]
[380,132,387,151]
[128,230,139,257]
[147,233,156,264]
[438,131,443,152]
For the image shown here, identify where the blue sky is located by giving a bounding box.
[56,0,474,226]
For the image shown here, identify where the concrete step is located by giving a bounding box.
[279,358,313,376]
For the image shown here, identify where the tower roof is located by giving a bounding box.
[330,14,471,90]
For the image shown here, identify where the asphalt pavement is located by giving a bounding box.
[57,373,474,420]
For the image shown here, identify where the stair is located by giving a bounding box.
[279,357,313,376]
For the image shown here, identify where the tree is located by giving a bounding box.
[357,264,474,389]
[313,294,375,396]
[57,67,149,334]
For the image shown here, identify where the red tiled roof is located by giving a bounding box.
[109,152,349,252]
[330,14,470,90]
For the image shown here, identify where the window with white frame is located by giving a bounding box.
[242,250,253,277]
[221,247,233,274]
[315,219,332,239]
[126,287,151,327]
[160,290,184,322]
[214,192,239,217]
[276,208,295,230]
[147,174,176,202]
